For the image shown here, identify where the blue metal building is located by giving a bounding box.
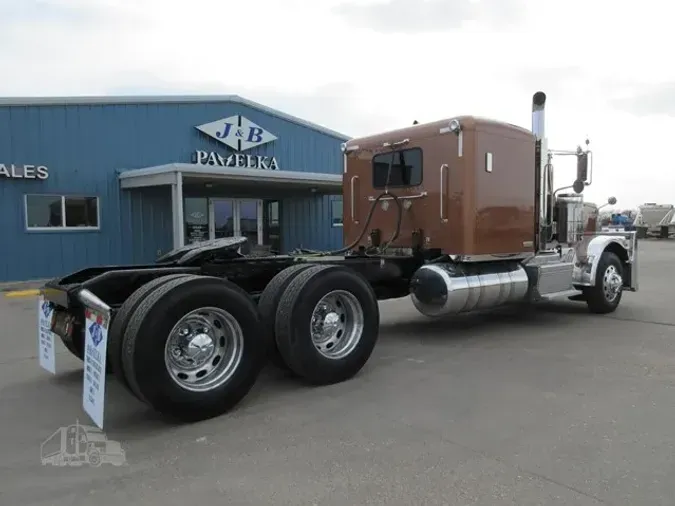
[0,96,348,282]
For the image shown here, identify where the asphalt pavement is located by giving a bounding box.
[1,240,675,506]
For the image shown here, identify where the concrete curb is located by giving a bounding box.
[4,289,40,298]
[1,279,49,297]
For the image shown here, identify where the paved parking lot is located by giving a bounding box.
[1,240,675,506]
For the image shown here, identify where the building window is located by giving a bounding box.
[25,195,99,230]
[263,200,281,252]
[372,148,423,188]
[331,197,343,227]
[268,200,279,227]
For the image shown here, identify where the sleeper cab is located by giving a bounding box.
[343,116,536,258]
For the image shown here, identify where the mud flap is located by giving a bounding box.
[38,295,56,374]
[79,291,112,429]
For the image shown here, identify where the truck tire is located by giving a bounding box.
[107,273,194,393]
[585,251,624,314]
[257,264,314,370]
[275,265,380,385]
[120,275,266,421]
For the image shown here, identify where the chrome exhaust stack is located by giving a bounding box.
[532,92,549,231]
[532,91,546,140]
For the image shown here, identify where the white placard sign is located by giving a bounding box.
[38,296,56,374]
[82,307,110,429]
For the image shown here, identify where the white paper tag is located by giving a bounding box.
[82,307,110,429]
[38,296,56,374]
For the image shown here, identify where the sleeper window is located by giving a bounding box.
[372,148,423,188]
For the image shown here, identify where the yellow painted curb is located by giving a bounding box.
[4,289,40,298]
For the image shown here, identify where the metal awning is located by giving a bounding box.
[118,163,342,193]
[117,163,343,250]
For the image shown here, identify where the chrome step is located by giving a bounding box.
[524,260,576,297]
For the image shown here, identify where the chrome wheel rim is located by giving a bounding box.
[309,290,364,360]
[602,265,622,302]
[164,307,244,392]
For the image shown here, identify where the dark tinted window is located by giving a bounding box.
[263,200,281,251]
[25,195,99,229]
[64,197,99,227]
[25,195,63,227]
[331,197,343,227]
[372,148,423,188]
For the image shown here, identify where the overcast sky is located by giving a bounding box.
[1,0,673,209]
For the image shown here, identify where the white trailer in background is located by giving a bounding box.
[634,203,675,238]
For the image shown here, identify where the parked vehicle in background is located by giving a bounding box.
[634,203,674,238]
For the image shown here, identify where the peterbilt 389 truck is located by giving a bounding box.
[39,91,638,424]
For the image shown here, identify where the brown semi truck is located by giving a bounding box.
[341,91,637,317]
[40,91,638,426]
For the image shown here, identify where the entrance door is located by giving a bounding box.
[209,199,235,240]
[184,197,209,244]
[208,199,262,245]
[238,199,263,246]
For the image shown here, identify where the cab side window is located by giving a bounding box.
[372,148,423,188]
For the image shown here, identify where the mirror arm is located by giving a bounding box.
[587,151,593,186]
[553,185,575,197]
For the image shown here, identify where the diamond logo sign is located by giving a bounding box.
[195,115,278,152]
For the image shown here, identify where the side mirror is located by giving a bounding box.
[607,196,617,206]
[576,152,589,183]
[572,151,590,194]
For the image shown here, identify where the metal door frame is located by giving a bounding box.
[208,198,263,245]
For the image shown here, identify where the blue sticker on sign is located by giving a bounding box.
[88,321,103,347]
[41,301,51,318]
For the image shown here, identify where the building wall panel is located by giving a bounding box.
[0,99,346,282]
[281,195,343,252]
[120,187,174,263]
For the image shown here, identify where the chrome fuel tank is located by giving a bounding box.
[410,262,529,317]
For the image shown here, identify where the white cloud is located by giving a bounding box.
[1,0,674,208]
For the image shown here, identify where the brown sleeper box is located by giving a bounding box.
[343,116,536,256]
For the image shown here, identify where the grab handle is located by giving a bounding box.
[350,175,359,223]
[440,164,449,222]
